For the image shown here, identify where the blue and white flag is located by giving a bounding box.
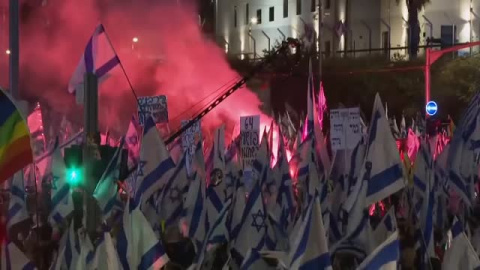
[94,138,125,221]
[159,151,189,228]
[371,207,397,249]
[442,217,480,269]
[89,232,122,270]
[74,232,95,270]
[134,117,175,208]
[181,140,207,248]
[1,240,36,270]
[272,128,296,234]
[335,94,403,260]
[181,170,206,252]
[400,115,407,138]
[412,142,435,260]
[288,191,332,269]
[117,200,170,270]
[125,115,141,169]
[357,231,400,270]
[68,24,120,104]
[195,198,232,268]
[434,143,450,229]
[240,249,275,270]
[363,94,404,207]
[51,222,80,270]
[206,125,226,186]
[6,170,28,231]
[230,179,267,267]
[204,126,227,232]
[447,92,480,207]
[48,141,74,226]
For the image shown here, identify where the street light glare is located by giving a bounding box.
[250,17,258,24]
[5,49,10,55]
[132,37,139,43]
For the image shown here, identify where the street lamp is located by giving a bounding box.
[5,49,10,55]
[132,37,139,51]
[250,17,258,25]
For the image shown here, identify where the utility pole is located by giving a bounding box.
[83,72,101,236]
[318,0,323,82]
[9,0,19,100]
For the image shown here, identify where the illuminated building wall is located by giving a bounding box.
[218,0,480,59]
[215,0,381,59]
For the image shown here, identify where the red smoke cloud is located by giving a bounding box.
[7,0,270,142]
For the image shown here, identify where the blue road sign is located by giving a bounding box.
[426,101,438,116]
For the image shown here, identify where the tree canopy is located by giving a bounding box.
[230,51,480,125]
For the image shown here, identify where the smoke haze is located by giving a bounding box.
[4,0,269,142]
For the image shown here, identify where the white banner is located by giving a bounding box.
[138,95,168,125]
[330,107,362,151]
[181,120,202,174]
[240,115,260,170]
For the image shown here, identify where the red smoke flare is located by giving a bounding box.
[4,0,271,141]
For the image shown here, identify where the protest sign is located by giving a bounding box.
[181,120,202,174]
[330,107,362,151]
[138,95,169,125]
[240,115,260,170]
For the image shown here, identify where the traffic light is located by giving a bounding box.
[66,167,83,187]
[64,145,83,187]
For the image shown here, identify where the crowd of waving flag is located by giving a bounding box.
[1,25,480,269]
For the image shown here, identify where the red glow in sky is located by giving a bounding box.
[8,0,270,141]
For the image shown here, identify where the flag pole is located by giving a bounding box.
[318,0,322,83]
[101,26,146,116]
[9,0,19,100]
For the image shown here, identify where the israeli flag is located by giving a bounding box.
[181,170,206,252]
[116,200,170,270]
[73,232,94,269]
[134,117,175,208]
[363,94,404,207]
[254,131,273,204]
[442,217,480,269]
[434,143,450,229]
[88,232,122,270]
[1,241,36,270]
[272,128,296,234]
[181,140,207,247]
[230,179,267,267]
[159,151,189,228]
[357,231,400,270]
[447,91,480,207]
[371,207,397,249]
[240,249,275,270]
[412,142,435,259]
[288,191,332,269]
[6,170,28,231]
[48,141,74,226]
[68,24,120,104]
[51,222,80,270]
[94,138,125,221]
[125,115,141,169]
[196,198,232,268]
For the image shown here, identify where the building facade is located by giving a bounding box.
[215,0,480,59]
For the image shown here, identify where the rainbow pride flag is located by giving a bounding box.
[0,90,32,183]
